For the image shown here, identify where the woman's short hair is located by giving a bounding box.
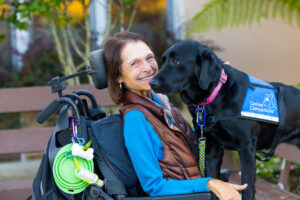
[102,32,153,105]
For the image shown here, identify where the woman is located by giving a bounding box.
[103,31,247,200]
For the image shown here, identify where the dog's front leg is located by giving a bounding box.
[205,135,224,200]
[205,136,224,178]
[239,144,256,200]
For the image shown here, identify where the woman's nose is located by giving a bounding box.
[142,60,153,72]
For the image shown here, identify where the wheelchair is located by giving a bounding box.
[29,49,229,200]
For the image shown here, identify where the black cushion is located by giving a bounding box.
[89,49,108,90]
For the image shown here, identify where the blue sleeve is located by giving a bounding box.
[124,110,212,196]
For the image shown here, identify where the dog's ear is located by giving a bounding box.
[195,48,221,90]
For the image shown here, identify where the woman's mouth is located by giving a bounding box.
[139,74,155,81]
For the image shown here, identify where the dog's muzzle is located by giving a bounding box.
[149,78,160,91]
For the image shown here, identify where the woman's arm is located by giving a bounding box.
[124,110,212,196]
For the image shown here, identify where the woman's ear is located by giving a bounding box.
[196,48,221,90]
[116,76,123,84]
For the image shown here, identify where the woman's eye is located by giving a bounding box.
[147,56,154,61]
[130,61,136,66]
[173,58,180,65]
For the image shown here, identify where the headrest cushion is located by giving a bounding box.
[88,49,108,89]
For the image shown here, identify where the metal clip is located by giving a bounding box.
[195,106,206,139]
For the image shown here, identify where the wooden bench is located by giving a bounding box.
[0,84,299,199]
[0,84,114,199]
[275,143,300,190]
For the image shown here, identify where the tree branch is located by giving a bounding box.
[75,61,86,71]
[126,0,139,31]
[67,24,85,60]
[49,19,66,67]
[119,0,124,32]
[61,27,79,84]
[103,0,113,41]
[82,0,91,55]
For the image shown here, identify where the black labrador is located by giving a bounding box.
[150,40,300,200]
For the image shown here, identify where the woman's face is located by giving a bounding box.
[118,41,158,97]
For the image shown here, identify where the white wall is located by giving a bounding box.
[183,0,300,85]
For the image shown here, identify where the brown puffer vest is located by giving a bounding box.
[120,90,202,180]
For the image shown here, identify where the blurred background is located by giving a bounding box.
[0,0,300,198]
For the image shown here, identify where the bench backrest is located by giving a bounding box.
[275,143,300,164]
[0,84,114,155]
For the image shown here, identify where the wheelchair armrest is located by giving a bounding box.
[83,169,230,200]
[83,184,211,200]
[220,168,230,182]
[123,169,230,200]
[124,192,212,200]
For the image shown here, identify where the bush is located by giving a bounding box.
[0,29,62,88]
[256,156,300,195]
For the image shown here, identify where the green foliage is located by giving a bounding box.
[0,113,21,129]
[2,0,137,31]
[3,0,74,30]
[0,29,62,88]
[289,164,300,195]
[0,34,5,42]
[124,0,135,9]
[256,156,300,195]
[256,156,282,183]
[187,0,300,37]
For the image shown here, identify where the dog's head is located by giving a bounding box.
[150,40,224,104]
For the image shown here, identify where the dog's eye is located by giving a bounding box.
[172,58,180,65]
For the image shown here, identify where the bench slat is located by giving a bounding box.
[275,143,300,163]
[0,127,53,154]
[0,179,32,199]
[0,84,114,113]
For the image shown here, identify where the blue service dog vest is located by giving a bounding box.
[241,76,279,124]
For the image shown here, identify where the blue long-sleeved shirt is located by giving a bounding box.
[123,93,212,196]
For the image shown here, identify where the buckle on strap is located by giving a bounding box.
[220,69,228,84]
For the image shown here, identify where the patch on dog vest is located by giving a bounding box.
[241,76,279,124]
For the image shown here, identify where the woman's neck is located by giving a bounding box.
[130,89,152,100]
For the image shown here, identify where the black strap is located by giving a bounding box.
[256,86,286,161]
[249,83,277,90]
[91,133,128,196]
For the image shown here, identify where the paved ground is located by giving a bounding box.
[229,171,300,200]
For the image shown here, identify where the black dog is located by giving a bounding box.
[150,40,300,200]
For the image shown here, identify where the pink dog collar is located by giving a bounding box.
[199,68,227,106]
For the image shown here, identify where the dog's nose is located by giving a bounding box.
[150,78,160,90]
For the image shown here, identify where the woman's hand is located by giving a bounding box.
[207,179,247,200]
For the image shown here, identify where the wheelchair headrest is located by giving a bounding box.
[89,49,108,90]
